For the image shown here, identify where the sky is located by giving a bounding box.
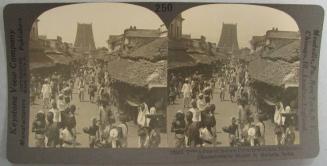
[37,3,164,47]
[37,3,299,49]
[181,4,299,48]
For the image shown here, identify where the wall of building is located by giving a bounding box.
[30,20,39,41]
[169,14,183,39]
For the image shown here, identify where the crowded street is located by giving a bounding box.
[28,3,300,149]
[28,5,168,148]
[167,74,300,147]
[167,58,300,148]
[28,64,168,148]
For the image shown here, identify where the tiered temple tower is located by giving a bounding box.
[74,23,96,53]
[217,23,239,54]
[168,14,184,39]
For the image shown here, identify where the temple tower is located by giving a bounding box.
[168,14,184,39]
[217,23,239,54]
[30,19,39,41]
[74,23,96,53]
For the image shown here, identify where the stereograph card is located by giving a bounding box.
[2,1,324,164]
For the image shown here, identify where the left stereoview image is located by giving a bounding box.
[28,3,168,148]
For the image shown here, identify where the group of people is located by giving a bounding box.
[30,59,165,148]
[171,95,217,147]
[170,71,217,147]
[31,73,78,148]
[136,103,162,148]
[169,60,297,147]
[30,57,297,148]
[30,60,122,148]
[218,63,253,104]
[273,102,296,145]
[218,63,265,147]
[77,60,163,148]
[168,71,215,106]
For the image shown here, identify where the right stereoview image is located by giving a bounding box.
[167,4,300,148]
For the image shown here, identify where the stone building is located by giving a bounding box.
[168,14,183,39]
[107,26,162,53]
[250,28,300,51]
[30,19,39,41]
[107,35,124,52]
[250,36,266,51]
[265,28,300,49]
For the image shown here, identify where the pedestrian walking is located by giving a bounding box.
[181,79,192,108]
[137,103,150,148]
[41,79,52,108]
[78,79,85,102]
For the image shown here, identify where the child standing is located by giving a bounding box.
[32,111,46,147]
[284,126,296,145]
[45,112,60,148]
[67,105,77,141]
[83,117,100,148]
[222,117,239,147]
[255,116,265,146]
[171,111,186,148]
[49,101,61,124]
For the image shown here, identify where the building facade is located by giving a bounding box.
[168,14,183,39]
[107,26,162,53]
[250,28,300,51]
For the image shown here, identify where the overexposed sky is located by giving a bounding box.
[181,4,299,48]
[37,3,299,48]
[37,3,164,47]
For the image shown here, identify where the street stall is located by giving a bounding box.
[248,57,299,122]
[103,36,168,132]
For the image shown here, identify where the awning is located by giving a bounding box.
[148,84,167,89]
[263,98,277,106]
[126,99,141,107]
[282,66,299,88]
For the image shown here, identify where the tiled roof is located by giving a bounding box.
[248,58,299,87]
[106,59,167,87]
[238,53,259,63]
[262,40,300,63]
[168,50,196,69]
[126,37,168,62]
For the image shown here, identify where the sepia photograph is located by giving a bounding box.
[28,3,301,150]
[28,3,168,148]
[4,1,325,164]
[167,4,300,148]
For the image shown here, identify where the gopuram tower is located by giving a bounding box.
[217,23,239,54]
[74,23,96,53]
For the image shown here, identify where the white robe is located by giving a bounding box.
[137,104,150,127]
[41,83,51,99]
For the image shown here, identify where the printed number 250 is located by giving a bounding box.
[155,3,173,12]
